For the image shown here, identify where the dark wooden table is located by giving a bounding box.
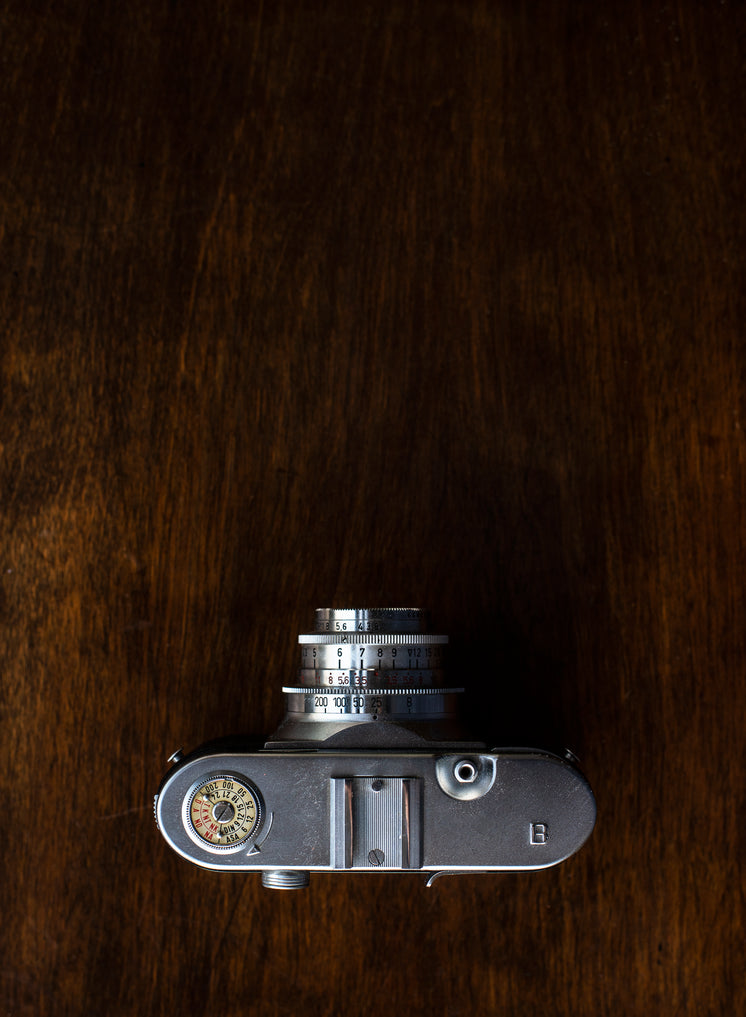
[2,2,743,1014]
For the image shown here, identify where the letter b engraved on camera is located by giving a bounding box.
[530,822,549,845]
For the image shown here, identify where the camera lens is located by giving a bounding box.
[267,608,466,748]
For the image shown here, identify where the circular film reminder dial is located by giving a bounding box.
[185,775,261,851]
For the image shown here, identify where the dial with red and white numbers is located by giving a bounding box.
[185,775,261,851]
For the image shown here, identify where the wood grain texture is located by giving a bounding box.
[1,1,744,1014]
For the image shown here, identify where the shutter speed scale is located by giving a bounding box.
[184,775,262,851]
[155,609,596,888]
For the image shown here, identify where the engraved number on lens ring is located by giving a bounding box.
[282,688,464,717]
[301,645,446,670]
[297,668,446,688]
[184,775,262,852]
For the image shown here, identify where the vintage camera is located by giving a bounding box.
[155,608,595,888]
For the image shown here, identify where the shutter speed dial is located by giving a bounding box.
[184,775,262,852]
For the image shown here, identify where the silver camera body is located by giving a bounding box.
[155,609,596,888]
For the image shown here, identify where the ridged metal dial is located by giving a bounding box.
[282,688,464,719]
[183,774,262,852]
[314,608,425,633]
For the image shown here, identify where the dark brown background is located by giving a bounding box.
[1,1,743,1014]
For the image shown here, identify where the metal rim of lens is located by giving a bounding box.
[314,608,426,634]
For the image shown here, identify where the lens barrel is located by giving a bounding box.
[265,608,471,749]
